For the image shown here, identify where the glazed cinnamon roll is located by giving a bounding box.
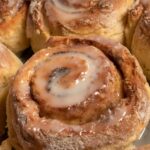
[27,0,134,52]
[0,42,22,136]
[7,36,150,150]
[125,0,150,81]
[0,0,29,54]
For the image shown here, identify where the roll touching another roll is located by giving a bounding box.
[7,36,150,150]
[0,42,22,136]
[27,0,134,52]
[0,0,29,54]
[125,0,150,81]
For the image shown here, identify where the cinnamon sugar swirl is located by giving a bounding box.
[7,36,150,150]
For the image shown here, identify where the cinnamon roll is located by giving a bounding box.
[0,42,22,136]
[27,0,134,52]
[125,0,150,81]
[7,36,150,150]
[0,0,29,54]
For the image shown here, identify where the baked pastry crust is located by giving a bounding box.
[0,42,22,135]
[136,144,150,150]
[125,0,150,81]
[27,0,134,52]
[0,0,29,54]
[0,138,12,150]
[7,36,150,150]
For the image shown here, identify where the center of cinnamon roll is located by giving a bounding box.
[30,46,122,124]
[48,59,87,90]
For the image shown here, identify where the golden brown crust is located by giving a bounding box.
[7,36,150,150]
[0,1,29,54]
[125,0,150,81]
[0,0,24,22]
[136,144,150,150]
[0,138,12,150]
[0,42,22,135]
[27,0,134,52]
[125,2,144,49]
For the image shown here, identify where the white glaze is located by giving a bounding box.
[34,52,100,107]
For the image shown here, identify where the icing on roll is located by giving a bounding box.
[17,45,122,124]
[32,51,100,107]
[7,36,150,150]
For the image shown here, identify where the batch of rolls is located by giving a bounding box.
[0,0,150,150]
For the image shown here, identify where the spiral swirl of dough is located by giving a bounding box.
[7,36,150,150]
